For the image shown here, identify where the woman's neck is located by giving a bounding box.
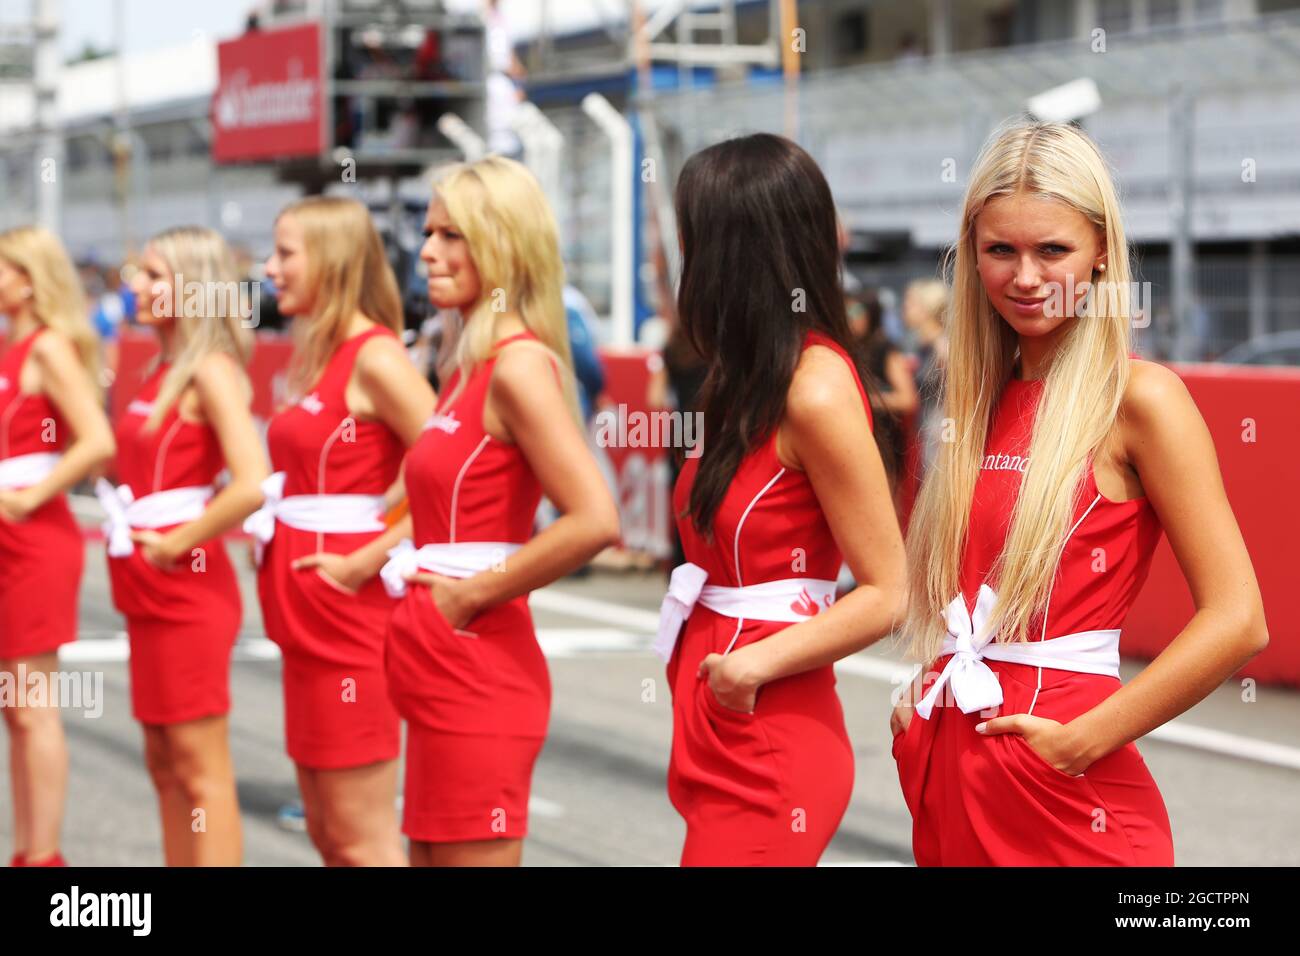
[156,322,179,362]
[491,313,527,344]
[344,312,377,339]
[7,309,39,343]
[1015,324,1074,381]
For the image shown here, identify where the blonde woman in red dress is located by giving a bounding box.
[892,122,1268,865]
[102,226,268,865]
[0,227,115,866]
[251,197,436,865]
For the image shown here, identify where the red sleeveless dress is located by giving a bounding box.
[667,330,870,866]
[893,369,1176,865]
[385,331,550,843]
[0,327,82,659]
[259,326,406,769]
[106,361,242,725]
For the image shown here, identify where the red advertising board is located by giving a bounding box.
[212,22,324,164]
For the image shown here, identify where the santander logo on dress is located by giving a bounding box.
[425,411,461,435]
[981,451,1030,473]
[298,393,324,415]
[790,587,833,617]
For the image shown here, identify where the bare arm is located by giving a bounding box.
[311,511,414,592]
[412,344,620,627]
[980,362,1268,772]
[704,346,909,711]
[134,354,269,565]
[353,333,437,447]
[0,331,114,521]
[878,350,920,416]
[292,334,436,587]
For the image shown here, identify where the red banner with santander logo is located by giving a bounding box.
[212,22,324,164]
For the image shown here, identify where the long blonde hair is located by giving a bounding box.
[279,196,403,399]
[905,120,1134,662]
[0,226,99,392]
[144,226,254,429]
[430,156,578,421]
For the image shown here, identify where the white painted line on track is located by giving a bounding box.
[531,595,1300,773]
[65,627,651,664]
[832,652,1300,772]
[535,628,652,657]
[1147,721,1300,772]
[64,581,1300,772]
[531,586,660,632]
[528,796,565,818]
[835,655,918,685]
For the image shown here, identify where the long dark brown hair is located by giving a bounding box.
[676,133,875,538]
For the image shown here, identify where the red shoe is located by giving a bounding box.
[8,853,24,867]
[23,852,66,867]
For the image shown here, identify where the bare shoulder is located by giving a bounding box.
[355,330,414,381]
[192,350,245,392]
[1121,359,1194,429]
[29,327,80,368]
[786,343,860,425]
[491,341,560,401]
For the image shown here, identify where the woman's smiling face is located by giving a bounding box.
[974,191,1105,338]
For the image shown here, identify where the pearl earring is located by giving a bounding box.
[1097,263,1106,273]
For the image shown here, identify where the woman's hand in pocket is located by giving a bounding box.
[407,572,481,632]
[698,643,771,713]
[293,551,365,595]
[977,713,1090,776]
[131,529,186,570]
[890,699,913,739]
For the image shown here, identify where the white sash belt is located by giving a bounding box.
[380,537,523,598]
[654,561,837,662]
[914,583,1121,720]
[95,478,215,558]
[0,452,60,490]
[243,471,388,566]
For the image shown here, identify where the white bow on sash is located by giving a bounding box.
[95,478,137,558]
[379,538,521,599]
[914,583,1005,719]
[242,472,287,566]
[653,562,710,662]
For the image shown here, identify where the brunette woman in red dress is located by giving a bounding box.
[658,135,909,866]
